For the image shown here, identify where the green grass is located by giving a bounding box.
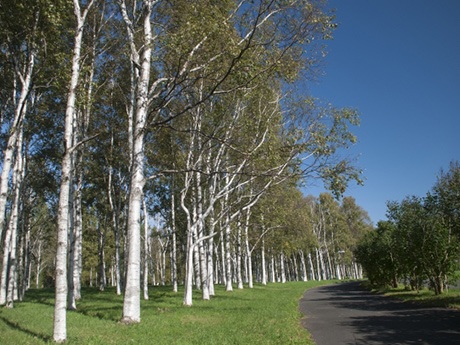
[0,280,333,344]
[372,285,460,310]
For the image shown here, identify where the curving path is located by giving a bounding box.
[299,281,460,345]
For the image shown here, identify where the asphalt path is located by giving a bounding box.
[299,281,460,345]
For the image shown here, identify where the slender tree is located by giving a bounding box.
[53,0,95,342]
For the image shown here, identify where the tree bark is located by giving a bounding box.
[143,198,149,300]
[120,0,152,324]
[261,235,267,285]
[54,2,94,341]
[0,124,24,307]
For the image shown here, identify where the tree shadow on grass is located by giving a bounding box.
[0,315,51,343]
[70,305,122,322]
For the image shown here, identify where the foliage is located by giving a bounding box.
[355,221,399,288]
[356,162,460,294]
[0,0,367,340]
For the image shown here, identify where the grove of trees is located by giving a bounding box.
[0,0,370,342]
[355,161,460,295]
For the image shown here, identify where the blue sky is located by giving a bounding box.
[306,0,460,224]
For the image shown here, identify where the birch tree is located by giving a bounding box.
[0,122,25,307]
[0,0,39,241]
[53,0,95,342]
[117,0,155,324]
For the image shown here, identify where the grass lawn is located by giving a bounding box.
[373,285,460,310]
[0,280,333,344]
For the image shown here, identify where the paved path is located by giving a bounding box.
[299,281,460,345]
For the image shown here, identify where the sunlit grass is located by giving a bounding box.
[0,280,333,344]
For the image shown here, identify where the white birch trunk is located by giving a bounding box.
[207,235,215,296]
[69,27,95,305]
[192,230,201,290]
[121,0,152,324]
[270,255,276,283]
[244,208,253,288]
[0,40,35,242]
[299,250,308,282]
[183,240,194,305]
[280,253,286,283]
[220,229,226,286]
[170,187,178,293]
[261,236,267,285]
[308,252,316,281]
[225,211,233,292]
[236,221,243,289]
[97,220,107,291]
[6,124,25,308]
[20,217,31,299]
[319,250,327,280]
[182,168,194,305]
[292,255,298,281]
[0,125,24,306]
[35,240,42,288]
[107,151,122,295]
[54,1,94,340]
[73,176,83,300]
[143,199,149,300]
[67,108,78,310]
[325,247,333,279]
[191,195,201,290]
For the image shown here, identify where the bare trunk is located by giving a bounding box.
[308,252,316,281]
[0,45,35,242]
[261,236,267,285]
[121,0,152,324]
[107,152,122,295]
[6,124,25,308]
[98,222,107,291]
[299,250,308,282]
[270,254,276,283]
[19,216,31,299]
[170,181,178,293]
[54,2,95,341]
[143,199,149,300]
[220,228,226,286]
[225,212,233,292]
[236,221,243,289]
[0,126,24,307]
[35,240,42,288]
[207,235,215,296]
[244,209,253,288]
[280,253,286,283]
[183,233,194,306]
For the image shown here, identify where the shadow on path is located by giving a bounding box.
[300,281,460,345]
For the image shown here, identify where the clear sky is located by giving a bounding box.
[306,0,460,224]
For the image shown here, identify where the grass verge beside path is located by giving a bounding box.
[0,280,333,344]
[371,285,460,310]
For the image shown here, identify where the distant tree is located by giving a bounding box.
[431,161,460,237]
[355,221,398,288]
[357,190,459,294]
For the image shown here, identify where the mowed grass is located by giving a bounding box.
[0,280,333,344]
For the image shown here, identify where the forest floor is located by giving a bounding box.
[300,281,460,345]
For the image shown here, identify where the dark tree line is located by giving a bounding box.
[355,161,460,295]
